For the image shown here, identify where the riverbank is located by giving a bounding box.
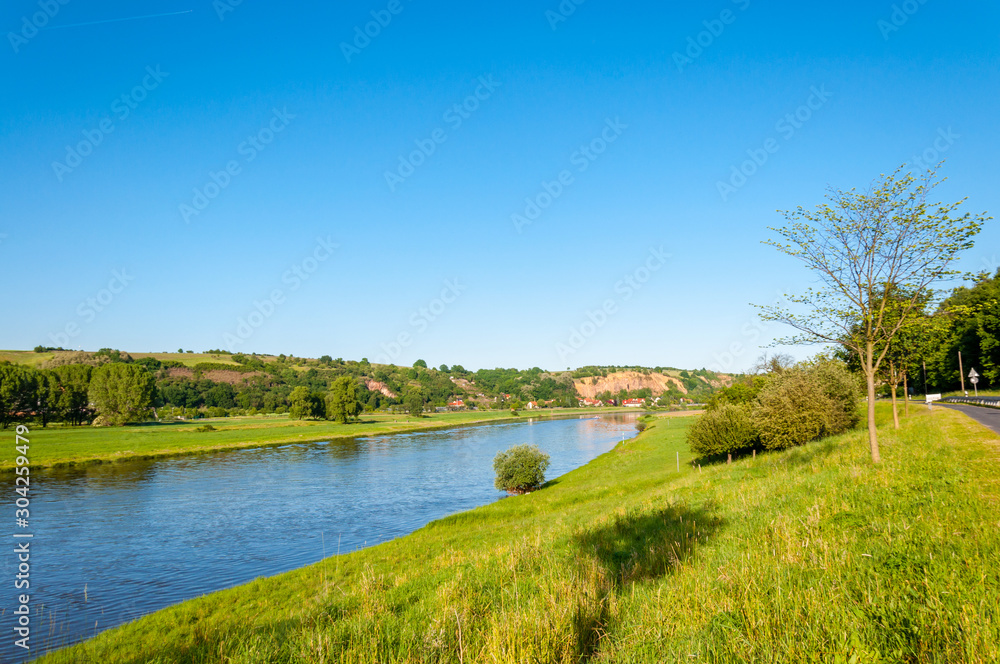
[2,408,647,472]
[35,404,1000,663]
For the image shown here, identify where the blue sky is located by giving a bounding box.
[2,0,997,372]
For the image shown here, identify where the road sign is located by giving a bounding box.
[969,368,979,379]
[971,376,979,385]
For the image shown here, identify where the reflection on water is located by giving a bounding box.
[0,413,636,662]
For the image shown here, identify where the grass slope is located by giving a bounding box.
[3,409,627,472]
[37,405,1000,663]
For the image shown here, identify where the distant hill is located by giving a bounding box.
[1,350,733,410]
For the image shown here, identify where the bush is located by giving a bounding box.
[493,444,550,494]
[195,424,216,432]
[686,403,757,457]
[752,361,859,450]
[635,420,648,433]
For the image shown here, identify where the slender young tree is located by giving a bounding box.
[758,166,988,463]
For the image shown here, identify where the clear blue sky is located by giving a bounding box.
[2,0,997,372]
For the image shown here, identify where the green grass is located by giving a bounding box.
[35,404,1000,663]
[0,350,248,368]
[3,409,627,472]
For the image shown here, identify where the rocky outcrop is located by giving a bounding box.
[573,371,689,398]
[365,379,397,398]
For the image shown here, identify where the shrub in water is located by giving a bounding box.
[493,444,550,494]
[686,403,757,457]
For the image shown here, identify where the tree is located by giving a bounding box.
[405,388,424,416]
[289,386,324,420]
[0,363,38,429]
[36,370,63,428]
[687,403,757,458]
[751,361,860,450]
[759,166,988,463]
[50,364,94,425]
[929,269,1000,389]
[413,359,427,369]
[493,444,550,494]
[88,363,156,426]
[439,364,450,373]
[326,376,362,423]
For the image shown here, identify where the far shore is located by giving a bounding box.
[3,407,699,473]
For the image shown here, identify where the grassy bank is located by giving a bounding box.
[3,408,633,472]
[37,404,1000,663]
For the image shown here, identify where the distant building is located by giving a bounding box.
[623,398,645,408]
[526,401,538,409]
[447,400,465,410]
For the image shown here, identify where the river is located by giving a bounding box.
[1,412,638,662]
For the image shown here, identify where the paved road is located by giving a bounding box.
[942,403,1000,436]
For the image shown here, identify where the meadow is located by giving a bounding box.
[35,403,1000,663]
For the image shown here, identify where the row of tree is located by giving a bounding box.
[0,362,155,428]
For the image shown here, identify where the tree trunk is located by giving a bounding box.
[865,343,881,463]
[890,382,899,429]
[902,372,909,416]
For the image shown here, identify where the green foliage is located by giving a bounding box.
[195,424,217,432]
[752,361,859,450]
[88,363,156,426]
[707,375,768,410]
[325,376,362,424]
[289,386,325,420]
[413,359,428,368]
[492,444,551,494]
[0,363,38,429]
[49,364,93,425]
[405,389,424,416]
[687,403,757,457]
[760,165,989,462]
[926,269,1000,389]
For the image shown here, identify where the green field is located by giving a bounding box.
[3,408,628,472]
[0,349,247,369]
[36,404,1000,663]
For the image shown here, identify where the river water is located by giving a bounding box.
[1,413,637,662]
